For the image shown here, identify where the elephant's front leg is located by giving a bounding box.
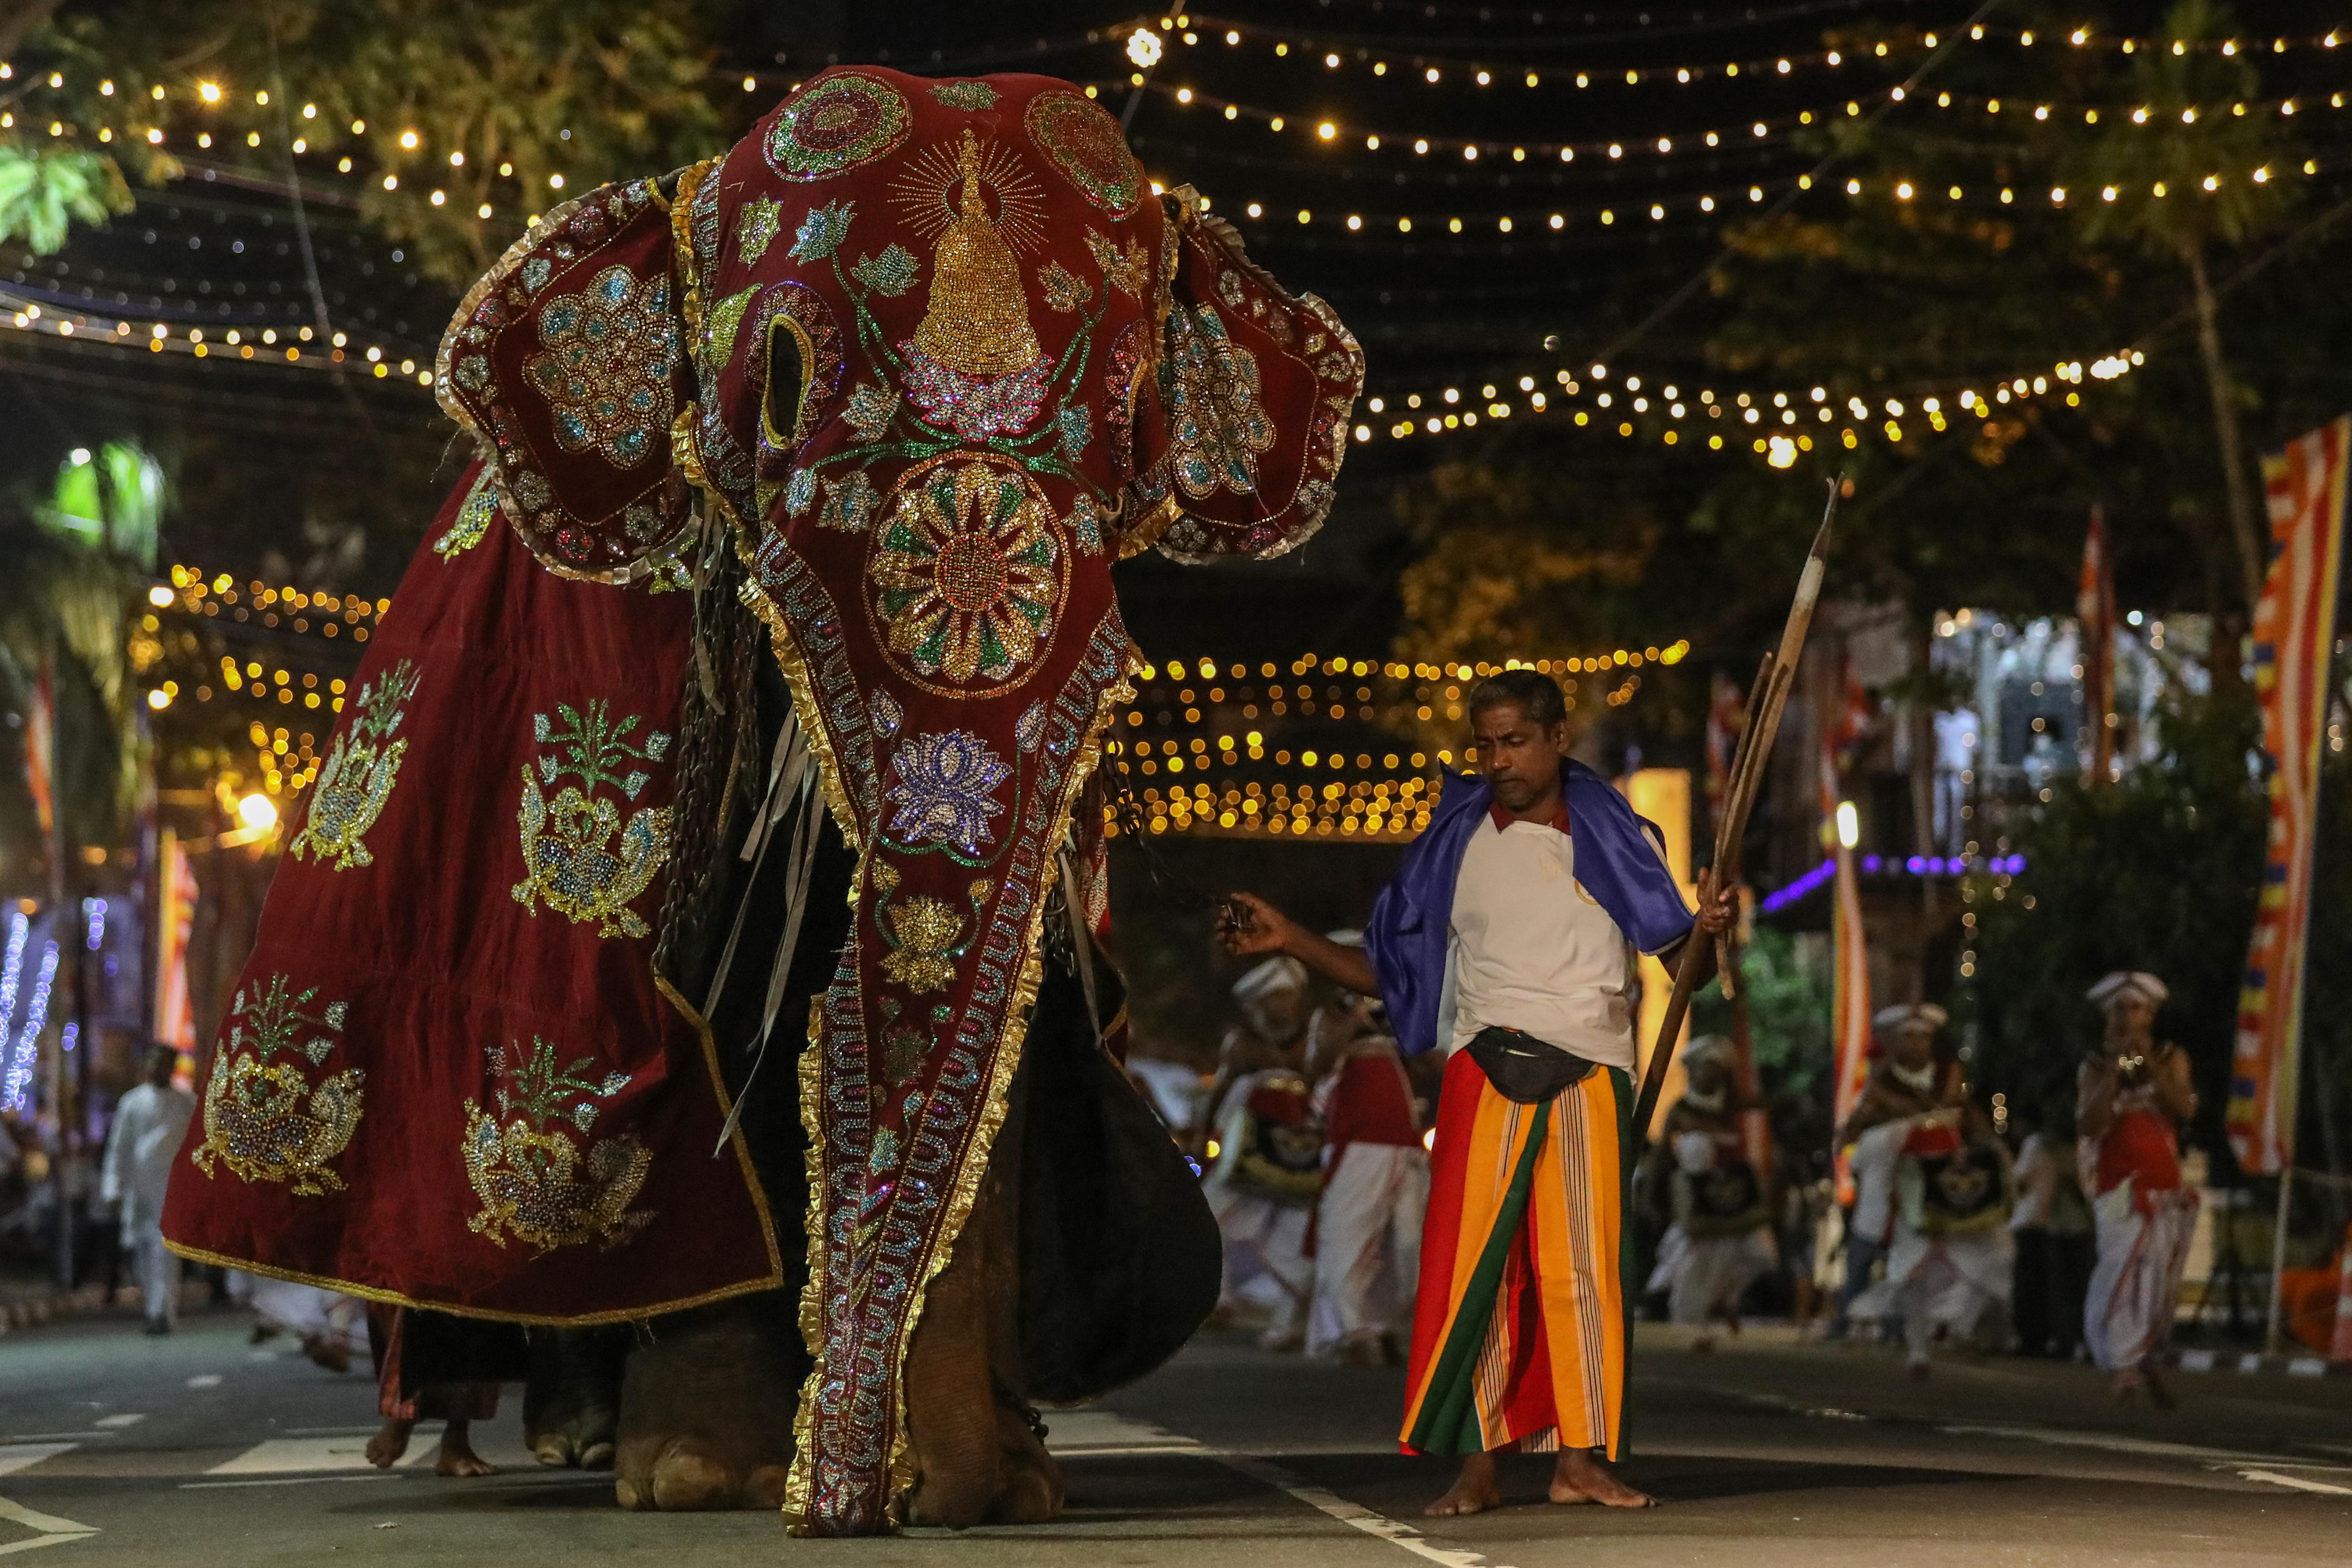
[611,1294,804,1511]
[904,1106,1063,1528]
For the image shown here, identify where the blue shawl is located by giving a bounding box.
[1364,759,1695,1058]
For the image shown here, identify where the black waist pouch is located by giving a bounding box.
[1465,1025,1596,1105]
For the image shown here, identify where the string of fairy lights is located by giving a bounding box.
[1355,349,2146,457]
[1130,13,2350,92]
[136,567,378,798]
[1,14,2342,460]
[1106,645,1687,838]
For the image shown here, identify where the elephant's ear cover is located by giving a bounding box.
[434,171,706,585]
[1121,186,1366,564]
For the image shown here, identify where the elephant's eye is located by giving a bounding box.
[763,313,812,448]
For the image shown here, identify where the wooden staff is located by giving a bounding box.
[1632,478,1841,1139]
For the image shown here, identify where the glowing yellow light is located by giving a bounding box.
[197,81,222,103]
[1835,800,1860,849]
[238,793,280,831]
[1127,29,1164,68]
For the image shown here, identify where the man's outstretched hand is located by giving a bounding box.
[1220,891,1302,957]
[1220,891,1381,999]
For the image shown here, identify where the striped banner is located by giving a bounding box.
[1822,744,1872,1199]
[2227,417,2350,1175]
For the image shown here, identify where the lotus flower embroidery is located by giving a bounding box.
[883,730,1009,856]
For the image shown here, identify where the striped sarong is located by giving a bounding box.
[1400,1050,1634,1459]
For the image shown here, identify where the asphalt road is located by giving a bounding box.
[4,1308,2351,1566]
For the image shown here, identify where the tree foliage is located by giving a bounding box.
[3,0,726,281]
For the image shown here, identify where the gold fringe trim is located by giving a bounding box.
[778,633,1137,1534]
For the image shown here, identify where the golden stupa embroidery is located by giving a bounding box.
[892,130,1052,438]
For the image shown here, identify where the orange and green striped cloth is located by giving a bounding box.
[1400,1049,1635,1459]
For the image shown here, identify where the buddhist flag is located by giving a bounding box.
[2227,417,2350,1176]
[153,828,199,1064]
[1823,744,1872,1196]
[2078,505,2117,780]
[23,660,55,838]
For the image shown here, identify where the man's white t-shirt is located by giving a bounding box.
[1444,809,1682,1070]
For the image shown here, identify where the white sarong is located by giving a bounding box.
[1305,1142,1429,1355]
[2084,1179,2198,1373]
[1647,1225,1778,1325]
[1854,1222,2012,1361]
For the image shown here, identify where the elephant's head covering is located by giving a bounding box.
[433,69,1362,1537]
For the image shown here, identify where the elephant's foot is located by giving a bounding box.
[524,1325,628,1470]
[905,1391,1065,1528]
[985,1397,1065,1526]
[612,1297,803,1511]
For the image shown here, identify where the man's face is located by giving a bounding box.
[1471,701,1567,814]
[2107,994,2156,1040]
[1244,989,1304,1045]
[1889,1022,1936,1071]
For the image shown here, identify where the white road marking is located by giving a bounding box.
[183,1376,221,1390]
[180,1475,399,1491]
[2239,1469,2352,1496]
[1212,1453,1502,1568]
[1048,1411,1500,1567]
[87,1417,141,1431]
[1043,1411,1200,1455]
[206,1435,429,1476]
[0,1451,73,1480]
[1939,1424,2291,1466]
[0,1493,98,1557]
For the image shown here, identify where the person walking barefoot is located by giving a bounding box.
[1227,671,1733,1517]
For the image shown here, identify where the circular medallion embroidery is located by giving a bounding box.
[765,72,911,183]
[867,454,1067,697]
[1023,90,1144,216]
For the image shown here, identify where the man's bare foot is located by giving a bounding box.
[436,1421,498,1478]
[1551,1448,1655,1508]
[2142,1364,2177,1412]
[2113,1369,2143,1403]
[1691,1333,1717,1355]
[366,1417,415,1468]
[1425,1452,1502,1516]
[1905,1357,1931,1382]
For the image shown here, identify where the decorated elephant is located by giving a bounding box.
[162,67,1362,1536]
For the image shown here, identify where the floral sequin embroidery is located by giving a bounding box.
[867,454,1067,695]
[521,265,677,469]
[818,470,880,532]
[765,72,911,182]
[1025,89,1145,215]
[929,80,1000,111]
[883,730,1010,855]
[434,469,498,559]
[844,382,899,441]
[1164,304,1273,497]
[463,1037,652,1254]
[287,660,419,871]
[703,286,760,362]
[190,975,363,1197]
[879,895,964,995]
[737,196,784,264]
[512,701,675,940]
